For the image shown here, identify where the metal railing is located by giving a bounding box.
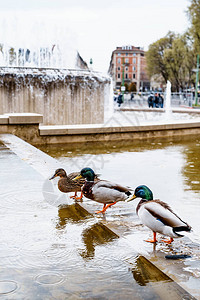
[119,92,197,108]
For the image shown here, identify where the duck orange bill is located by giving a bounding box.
[49,174,57,180]
[126,194,137,202]
[72,174,83,181]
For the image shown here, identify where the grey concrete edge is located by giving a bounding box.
[39,120,200,136]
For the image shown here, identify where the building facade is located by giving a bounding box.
[108,45,150,92]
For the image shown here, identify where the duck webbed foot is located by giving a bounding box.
[95,202,116,214]
[144,232,157,243]
[161,237,174,244]
[70,192,83,202]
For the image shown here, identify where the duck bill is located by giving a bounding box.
[49,174,57,180]
[126,194,137,202]
[73,174,83,181]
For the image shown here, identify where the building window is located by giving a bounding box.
[118,53,121,56]
[118,67,120,70]
[133,58,136,64]
[126,53,128,56]
[118,73,120,79]
[125,67,128,71]
[122,45,132,50]
[132,66,136,71]
[125,73,128,79]
[118,58,121,64]
[133,73,136,78]
[125,58,129,63]
[133,53,136,56]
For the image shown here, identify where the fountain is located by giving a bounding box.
[0,16,111,126]
[164,80,172,120]
[104,78,114,122]
[0,66,110,125]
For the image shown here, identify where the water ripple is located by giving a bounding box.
[0,189,42,211]
[0,280,18,295]
[35,272,64,285]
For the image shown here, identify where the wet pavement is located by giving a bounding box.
[0,134,200,299]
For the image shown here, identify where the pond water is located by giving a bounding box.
[1,135,200,299]
[39,136,200,245]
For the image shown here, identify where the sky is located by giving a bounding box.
[0,0,191,73]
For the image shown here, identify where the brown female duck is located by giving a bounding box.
[49,168,85,200]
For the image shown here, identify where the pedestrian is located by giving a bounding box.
[130,92,134,100]
[158,93,164,108]
[154,93,159,108]
[117,93,123,107]
[147,93,154,108]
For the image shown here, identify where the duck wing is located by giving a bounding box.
[68,172,85,185]
[143,200,190,229]
[92,180,132,204]
[68,172,81,180]
[95,180,132,193]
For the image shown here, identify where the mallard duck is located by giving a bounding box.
[73,167,132,213]
[49,168,85,200]
[127,185,191,244]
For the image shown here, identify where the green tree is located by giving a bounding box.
[146,31,196,91]
[146,31,175,83]
[124,82,129,92]
[164,35,196,91]
[145,1,200,91]
[129,82,137,92]
[187,0,200,53]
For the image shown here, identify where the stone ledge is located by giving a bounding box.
[4,113,43,124]
[119,107,200,113]
[0,115,9,124]
[39,120,200,136]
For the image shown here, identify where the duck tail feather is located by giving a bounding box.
[173,225,191,234]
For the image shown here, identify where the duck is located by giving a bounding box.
[127,185,191,244]
[73,167,132,213]
[49,168,86,200]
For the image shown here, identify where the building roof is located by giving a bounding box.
[108,45,146,73]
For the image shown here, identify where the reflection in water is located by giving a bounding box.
[38,135,200,158]
[56,203,92,229]
[132,256,171,286]
[183,140,200,192]
[131,256,196,299]
[80,222,118,260]
[38,137,183,158]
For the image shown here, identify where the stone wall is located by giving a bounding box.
[0,67,110,125]
[1,113,200,146]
